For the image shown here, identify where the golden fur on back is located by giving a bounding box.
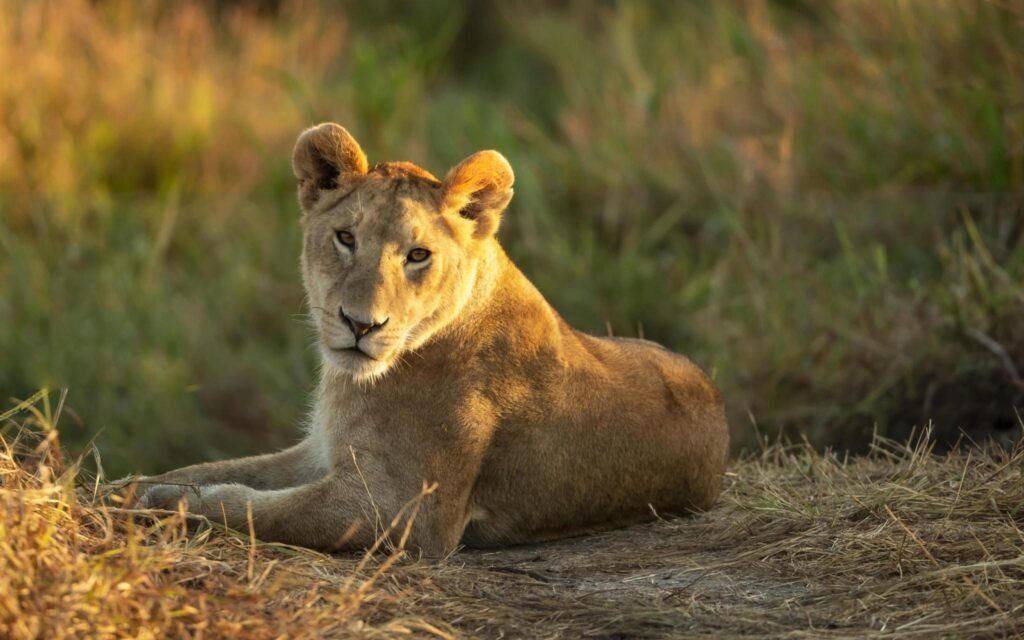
[136,123,730,556]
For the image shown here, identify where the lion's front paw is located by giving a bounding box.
[136,483,195,511]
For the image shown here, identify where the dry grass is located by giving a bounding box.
[0,392,452,639]
[3,393,1023,638]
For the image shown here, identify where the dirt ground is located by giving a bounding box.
[419,520,830,638]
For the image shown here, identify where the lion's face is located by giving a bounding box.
[292,124,513,382]
[301,170,476,381]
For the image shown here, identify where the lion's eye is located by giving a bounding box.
[407,248,431,263]
[335,230,355,248]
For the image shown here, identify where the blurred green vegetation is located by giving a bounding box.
[1,0,1022,475]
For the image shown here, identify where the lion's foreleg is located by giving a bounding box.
[135,440,324,493]
[139,474,458,555]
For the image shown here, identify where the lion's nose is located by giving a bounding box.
[339,308,388,339]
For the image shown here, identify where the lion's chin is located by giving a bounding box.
[321,344,395,382]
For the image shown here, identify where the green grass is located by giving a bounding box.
[1,0,1022,475]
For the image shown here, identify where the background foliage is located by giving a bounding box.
[1,0,1022,475]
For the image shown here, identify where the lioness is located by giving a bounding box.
[137,123,730,555]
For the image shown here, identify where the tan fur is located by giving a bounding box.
[137,123,730,556]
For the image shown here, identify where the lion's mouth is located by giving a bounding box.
[331,345,377,361]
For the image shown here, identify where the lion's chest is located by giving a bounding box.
[312,377,488,480]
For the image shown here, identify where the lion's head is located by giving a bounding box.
[291,123,514,382]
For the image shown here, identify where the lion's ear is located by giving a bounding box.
[442,150,514,239]
[292,123,368,210]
